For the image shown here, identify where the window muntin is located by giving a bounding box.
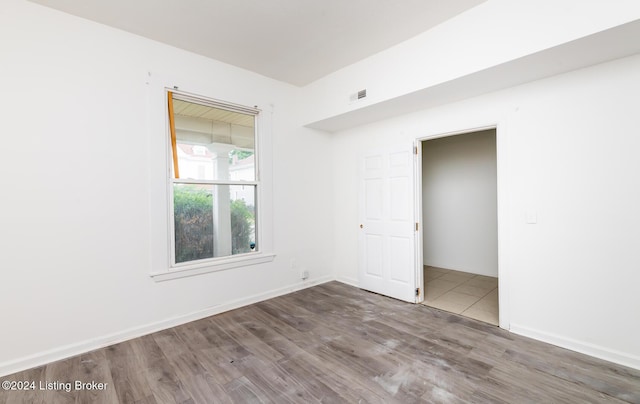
[168,92,259,266]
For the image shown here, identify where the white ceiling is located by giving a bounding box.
[29,0,485,86]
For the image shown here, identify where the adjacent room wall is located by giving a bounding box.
[0,0,334,375]
[331,54,640,369]
[422,130,498,277]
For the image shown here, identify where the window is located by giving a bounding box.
[167,91,259,266]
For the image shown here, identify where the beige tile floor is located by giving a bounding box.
[422,266,499,326]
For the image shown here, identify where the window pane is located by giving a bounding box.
[230,185,257,255]
[173,184,257,264]
[171,96,255,181]
[173,184,214,263]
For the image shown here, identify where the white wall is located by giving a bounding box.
[303,0,640,126]
[332,54,640,369]
[422,130,497,277]
[0,0,334,375]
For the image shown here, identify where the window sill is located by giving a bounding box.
[150,253,276,282]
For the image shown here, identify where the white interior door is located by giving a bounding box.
[358,144,416,302]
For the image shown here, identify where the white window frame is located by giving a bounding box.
[147,75,275,282]
[168,91,261,268]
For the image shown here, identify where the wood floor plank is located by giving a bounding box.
[74,349,118,404]
[0,366,47,404]
[171,319,213,352]
[42,357,79,404]
[276,354,367,403]
[477,359,628,403]
[195,318,252,358]
[501,347,640,402]
[132,336,191,404]
[132,396,157,404]
[280,349,392,403]
[254,299,318,333]
[163,352,217,404]
[152,329,191,360]
[211,311,285,363]
[421,386,469,404]
[305,335,415,401]
[2,281,639,403]
[194,347,244,386]
[288,300,484,401]
[236,311,309,359]
[106,341,154,403]
[228,355,317,404]
[222,376,271,404]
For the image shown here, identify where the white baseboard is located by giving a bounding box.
[510,323,640,371]
[335,275,358,288]
[0,275,333,377]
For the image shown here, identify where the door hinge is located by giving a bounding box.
[414,146,418,155]
[415,287,420,297]
[415,222,419,231]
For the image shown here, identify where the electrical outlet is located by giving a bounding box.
[300,269,309,280]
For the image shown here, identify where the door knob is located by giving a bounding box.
[359,224,363,229]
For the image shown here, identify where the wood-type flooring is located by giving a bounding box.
[1,281,639,403]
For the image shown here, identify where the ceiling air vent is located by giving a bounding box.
[349,89,367,103]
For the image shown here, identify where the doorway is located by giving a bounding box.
[419,129,499,325]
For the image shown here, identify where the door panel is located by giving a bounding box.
[389,236,412,282]
[365,155,383,170]
[390,177,410,220]
[365,179,383,219]
[358,144,416,302]
[365,234,384,277]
